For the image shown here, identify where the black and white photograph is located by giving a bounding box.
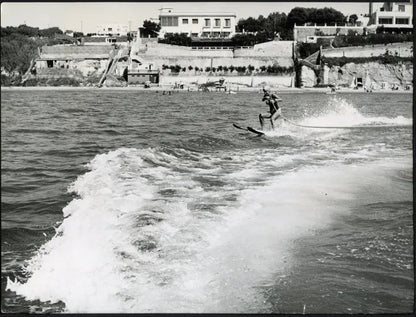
[1,0,413,314]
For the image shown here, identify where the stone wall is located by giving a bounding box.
[300,66,317,87]
[132,40,293,57]
[135,56,294,70]
[130,40,294,69]
[159,74,294,88]
[35,59,108,77]
[40,45,114,59]
[322,42,413,58]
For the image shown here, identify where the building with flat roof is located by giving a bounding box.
[158,8,236,39]
[97,23,129,36]
[369,1,413,30]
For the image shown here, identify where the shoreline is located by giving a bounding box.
[1,86,413,94]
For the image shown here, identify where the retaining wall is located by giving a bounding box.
[135,56,293,70]
[159,74,294,88]
[133,40,293,57]
[322,42,413,58]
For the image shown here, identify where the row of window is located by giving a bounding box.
[380,4,406,12]
[379,17,410,25]
[184,18,231,27]
[160,16,231,27]
[166,31,231,37]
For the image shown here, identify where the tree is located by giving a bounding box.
[265,12,288,37]
[16,24,40,37]
[287,7,345,27]
[237,16,263,32]
[349,14,358,24]
[162,33,191,46]
[39,27,63,37]
[287,7,311,27]
[73,32,84,38]
[143,20,161,32]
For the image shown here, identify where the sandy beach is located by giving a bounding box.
[1,85,413,94]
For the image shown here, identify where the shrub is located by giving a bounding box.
[333,32,413,48]
[160,33,192,46]
[188,65,193,71]
[321,55,413,67]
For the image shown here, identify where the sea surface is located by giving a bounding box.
[1,89,413,313]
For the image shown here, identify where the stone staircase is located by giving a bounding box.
[98,47,131,87]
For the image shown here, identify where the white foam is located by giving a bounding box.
[7,147,411,313]
[299,97,412,127]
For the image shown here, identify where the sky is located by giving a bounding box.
[1,1,374,33]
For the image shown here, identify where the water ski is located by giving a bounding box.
[247,126,265,136]
[233,123,265,136]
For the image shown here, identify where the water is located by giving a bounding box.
[1,89,413,313]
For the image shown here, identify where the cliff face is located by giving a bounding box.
[326,62,413,87]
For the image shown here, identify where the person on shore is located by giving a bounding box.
[259,88,282,130]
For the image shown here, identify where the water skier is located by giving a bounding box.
[259,88,282,130]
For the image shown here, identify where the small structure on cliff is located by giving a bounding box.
[127,57,160,85]
[31,45,115,83]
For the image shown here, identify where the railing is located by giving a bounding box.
[128,69,159,74]
[188,46,253,50]
[294,23,364,28]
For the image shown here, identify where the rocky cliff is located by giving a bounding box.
[326,61,413,88]
[301,61,413,88]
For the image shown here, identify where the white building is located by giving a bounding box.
[158,8,236,38]
[369,1,413,29]
[97,23,129,36]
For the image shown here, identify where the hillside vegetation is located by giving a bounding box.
[1,25,70,85]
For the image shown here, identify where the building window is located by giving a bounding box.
[191,33,198,37]
[192,18,198,24]
[108,28,112,31]
[395,18,409,24]
[182,18,188,24]
[225,19,231,27]
[215,19,221,27]
[161,16,179,26]
[398,4,405,12]
[379,18,393,24]
[205,18,211,27]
